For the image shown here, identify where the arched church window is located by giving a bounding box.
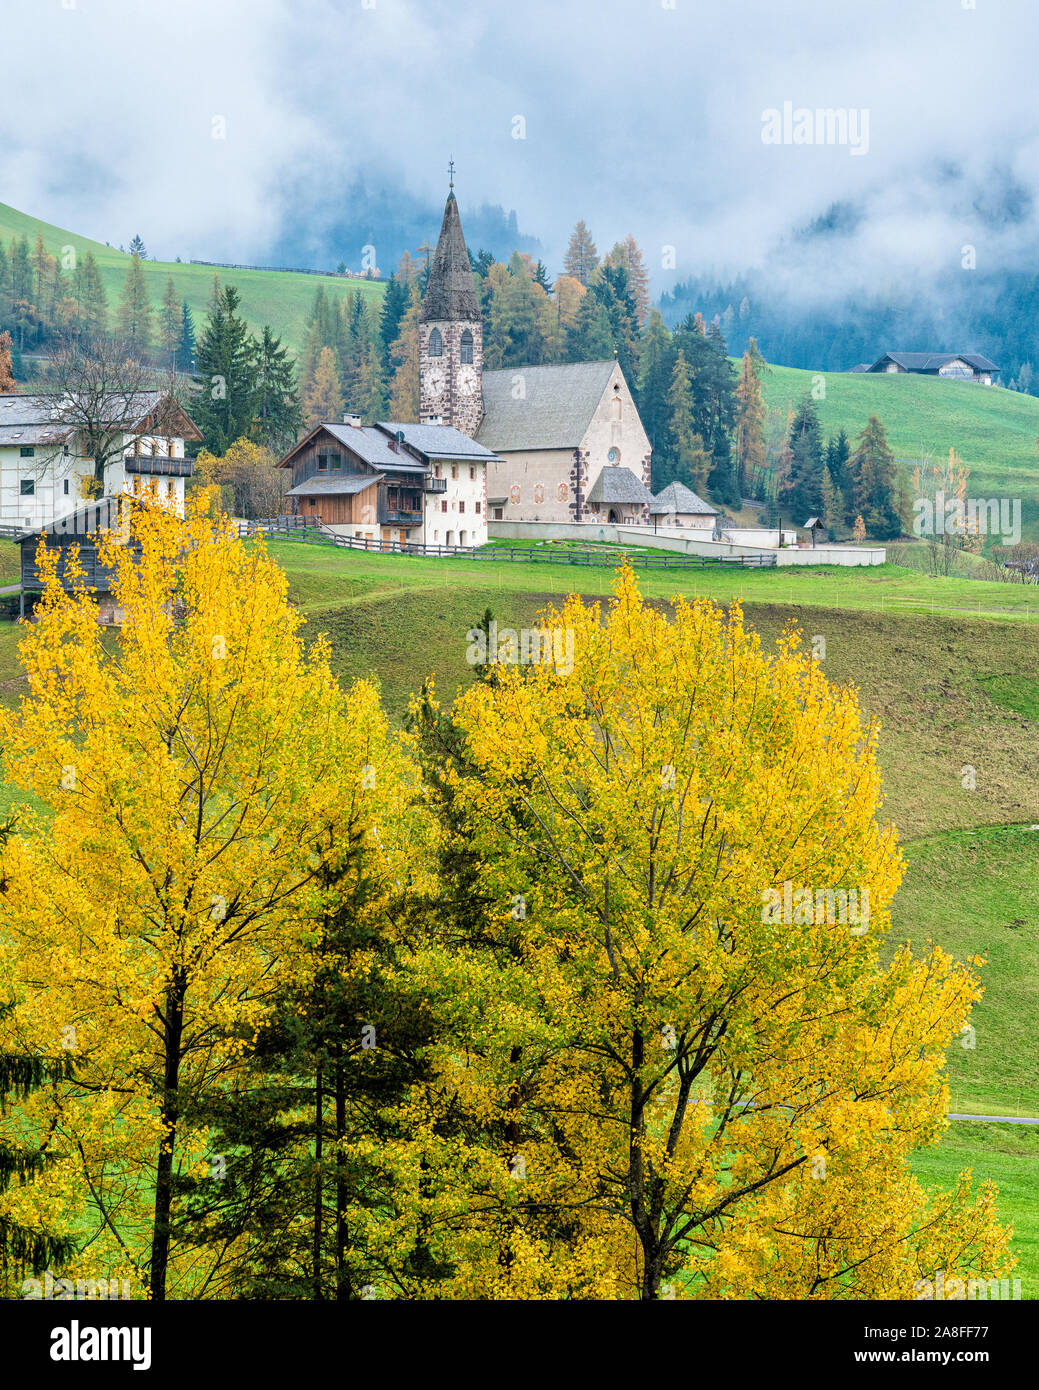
[509,485,521,504]
[557,482,568,502]
[460,329,474,364]
[533,483,545,504]
[610,394,622,421]
[428,328,443,357]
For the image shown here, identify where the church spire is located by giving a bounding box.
[420,184,479,324]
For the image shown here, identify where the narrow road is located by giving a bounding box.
[948,1113,1039,1126]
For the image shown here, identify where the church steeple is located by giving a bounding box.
[420,189,480,324]
[418,180,483,436]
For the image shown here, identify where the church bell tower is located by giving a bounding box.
[419,169,483,436]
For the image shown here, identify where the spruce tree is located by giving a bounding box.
[254,325,303,449]
[850,414,903,539]
[179,301,197,371]
[782,393,825,521]
[191,284,259,452]
[378,274,409,369]
[565,290,614,364]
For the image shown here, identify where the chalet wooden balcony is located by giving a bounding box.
[424,476,448,493]
[124,453,193,477]
[380,508,423,526]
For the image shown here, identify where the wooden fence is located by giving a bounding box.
[237,519,777,569]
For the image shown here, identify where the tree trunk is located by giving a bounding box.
[629,1023,662,1300]
[334,1043,351,1299]
[313,1060,323,1300]
[149,965,186,1301]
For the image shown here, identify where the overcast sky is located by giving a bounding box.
[3,0,1037,300]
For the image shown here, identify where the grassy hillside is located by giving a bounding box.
[0,538,1035,1289]
[760,361,1039,537]
[0,201,384,359]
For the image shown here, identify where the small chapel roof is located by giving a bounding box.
[475,360,618,452]
[420,192,481,323]
[586,465,655,506]
[649,481,717,516]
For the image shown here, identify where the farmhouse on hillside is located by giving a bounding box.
[416,182,653,524]
[0,391,201,531]
[278,415,499,548]
[850,351,1000,384]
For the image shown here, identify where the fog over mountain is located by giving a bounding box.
[3,0,1038,330]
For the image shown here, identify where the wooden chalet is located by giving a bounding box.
[277,417,499,547]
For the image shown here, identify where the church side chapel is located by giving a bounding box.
[418,175,654,525]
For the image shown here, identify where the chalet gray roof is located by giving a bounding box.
[319,423,406,468]
[286,474,382,498]
[0,390,197,446]
[420,193,480,323]
[475,361,616,452]
[869,351,1000,373]
[848,363,871,373]
[0,393,76,447]
[649,481,716,516]
[586,465,654,506]
[376,421,500,462]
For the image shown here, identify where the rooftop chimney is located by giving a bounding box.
[343,412,362,428]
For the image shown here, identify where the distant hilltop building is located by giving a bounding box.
[849,351,999,384]
[417,181,652,524]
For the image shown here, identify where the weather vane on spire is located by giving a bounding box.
[448,158,455,191]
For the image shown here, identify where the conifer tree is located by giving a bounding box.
[734,341,768,496]
[782,393,825,520]
[667,350,711,492]
[563,220,599,286]
[178,301,197,371]
[636,309,674,464]
[159,276,182,366]
[821,462,843,538]
[117,251,153,356]
[192,284,259,453]
[254,325,302,448]
[565,289,614,364]
[303,346,344,428]
[850,414,902,539]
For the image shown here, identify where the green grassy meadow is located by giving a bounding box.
[0,201,384,358]
[0,533,1035,1294]
[760,361,1039,539]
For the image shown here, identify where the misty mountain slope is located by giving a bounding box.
[0,201,383,357]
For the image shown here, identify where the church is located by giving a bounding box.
[418,182,653,525]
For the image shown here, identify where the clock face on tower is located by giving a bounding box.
[425,365,446,396]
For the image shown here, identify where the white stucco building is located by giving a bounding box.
[0,391,200,531]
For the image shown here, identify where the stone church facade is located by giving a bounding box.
[418,185,652,522]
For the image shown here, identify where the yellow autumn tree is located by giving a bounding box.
[431,569,1012,1299]
[0,493,399,1299]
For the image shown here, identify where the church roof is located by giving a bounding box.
[420,193,480,323]
[475,360,617,452]
[586,465,654,506]
[649,481,716,516]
